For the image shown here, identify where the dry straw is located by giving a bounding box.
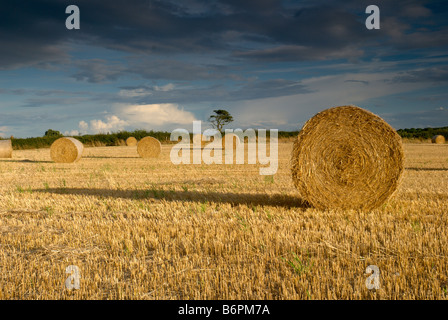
[222,133,241,149]
[290,105,404,211]
[199,133,241,149]
[431,135,445,144]
[126,137,138,146]
[0,140,12,158]
[192,134,209,148]
[137,136,162,158]
[50,137,84,163]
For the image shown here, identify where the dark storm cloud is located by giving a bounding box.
[119,78,310,104]
[71,59,127,83]
[382,108,448,129]
[0,87,94,108]
[20,96,89,108]
[0,88,29,95]
[0,1,69,69]
[68,57,243,82]
[73,0,373,62]
[345,80,369,85]
[125,58,243,81]
[0,110,76,127]
[232,44,365,62]
[391,66,448,83]
[236,78,311,99]
[1,0,447,76]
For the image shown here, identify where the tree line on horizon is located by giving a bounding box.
[6,129,301,150]
[5,108,446,149]
[397,126,448,140]
[2,127,447,150]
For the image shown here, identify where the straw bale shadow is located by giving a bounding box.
[34,187,309,209]
[406,167,448,172]
[0,159,53,163]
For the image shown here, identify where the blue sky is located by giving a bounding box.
[0,0,447,138]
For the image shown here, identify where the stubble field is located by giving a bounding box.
[0,142,447,299]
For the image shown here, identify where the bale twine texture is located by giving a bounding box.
[137,136,162,158]
[290,105,404,211]
[50,137,84,163]
[0,140,12,158]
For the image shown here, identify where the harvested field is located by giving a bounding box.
[0,142,447,299]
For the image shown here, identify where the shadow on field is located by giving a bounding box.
[0,159,53,163]
[34,187,309,209]
[406,167,448,171]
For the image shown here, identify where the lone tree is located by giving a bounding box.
[208,109,233,134]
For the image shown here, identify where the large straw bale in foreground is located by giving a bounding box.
[0,140,12,158]
[291,105,404,211]
[50,137,84,163]
[432,135,445,144]
[126,137,138,146]
[137,136,162,158]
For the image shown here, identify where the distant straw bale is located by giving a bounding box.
[137,136,162,158]
[431,135,445,144]
[0,140,12,158]
[50,137,84,163]
[126,137,138,146]
[290,105,404,211]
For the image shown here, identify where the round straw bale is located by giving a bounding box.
[126,136,138,146]
[290,105,404,211]
[0,140,12,158]
[137,136,162,158]
[431,135,445,144]
[50,137,84,163]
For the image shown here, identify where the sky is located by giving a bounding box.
[0,0,447,138]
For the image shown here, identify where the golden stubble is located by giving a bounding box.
[0,142,447,299]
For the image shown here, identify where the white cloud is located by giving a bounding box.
[120,103,197,127]
[64,130,80,136]
[90,115,128,133]
[79,121,89,131]
[78,115,128,134]
[75,103,197,134]
[154,83,175,92]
